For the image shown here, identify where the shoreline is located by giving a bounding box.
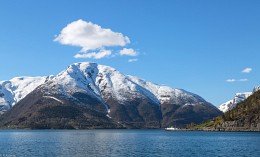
[0,128,260,132]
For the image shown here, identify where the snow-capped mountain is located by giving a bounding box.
[0,76,50,114]
[253,86,260,92]
[218,92,252,113]
[0,62,222,128]
[218,87,260,113]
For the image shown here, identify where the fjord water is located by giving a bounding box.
[0,130,260,157]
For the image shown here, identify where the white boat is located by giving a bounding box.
[165,127,180,131]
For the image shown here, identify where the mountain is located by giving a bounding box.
[218,86,260,113]
[218,92,252,113]
[191,87,260,131]
[0,76,50,114]
[0,62,222,129]
[193,89,260,131]
[219,89,260,131]
[253,86,260,92]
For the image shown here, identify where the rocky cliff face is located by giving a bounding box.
[215,119,260,131]
[0,62,222,129]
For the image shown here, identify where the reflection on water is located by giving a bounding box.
[0,130,260,157]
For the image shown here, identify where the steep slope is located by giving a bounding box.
[0,76,50,114]
[0,62,222,128]
[126,76,221,127]
[95,65,162,128]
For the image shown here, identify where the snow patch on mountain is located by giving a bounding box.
[43,96,64,104]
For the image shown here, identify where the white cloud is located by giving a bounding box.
[128,58,138,63]
[119,48,138,56]
[239,78,248,82]
[74,49,112,59]
[226,78,248,83]
[242,68,252,73]
[54,19,141,60]
[54,19,130,52]
[226,79,236,83]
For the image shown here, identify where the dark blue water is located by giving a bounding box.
[0,130,260,157]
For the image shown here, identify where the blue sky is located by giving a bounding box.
[0,0,260,105]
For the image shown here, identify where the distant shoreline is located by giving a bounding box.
[0,128,260,132]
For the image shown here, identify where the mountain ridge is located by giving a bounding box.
[0,62,222,128]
